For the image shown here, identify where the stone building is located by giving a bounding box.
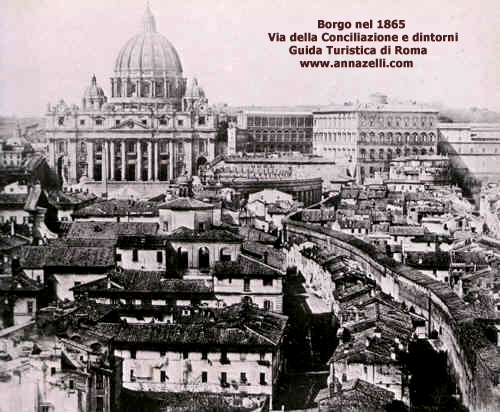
[46,6,216,197]
[438,122,500,181]
[234,110,314,154]
[313,94,439,183]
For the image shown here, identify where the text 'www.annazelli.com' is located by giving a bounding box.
[299,59,413,68]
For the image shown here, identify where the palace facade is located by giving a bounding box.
[313,94,439,183]
[46,6,216,196]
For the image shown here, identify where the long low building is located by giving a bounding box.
[283,217,500,412]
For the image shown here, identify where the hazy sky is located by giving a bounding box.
[0,0,499,116]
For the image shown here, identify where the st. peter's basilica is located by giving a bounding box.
[46,5,216,196]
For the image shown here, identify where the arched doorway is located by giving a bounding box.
[220,248,231,262]
[198,247,210,271]
[177,247,189,269]
[196,156,207,175]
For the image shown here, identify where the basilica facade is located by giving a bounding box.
[46,6,216,195]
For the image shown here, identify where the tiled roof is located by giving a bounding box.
[103,303,287,348]
[319,379,394,412]
[15,245,115,268]
[45,190,97,208]
[66,221,159,240]
[73,199,159,217]
[166,227,242,243]
[213,254,285,278]
[159,197,215,210]
[72,270,214,294]
[238,226,278,244]
[241,241,285,270]
[0,272,42,292]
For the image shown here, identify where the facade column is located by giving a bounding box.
[87,141,94,180]
[147,141,153,181]
[136,80,140,97]
[122,78,127,98]
[184,140,192,177]
[103,141,109,183]
[207,138,215,161]
[136,140,142,181]
[121,140,126,181]
[169,140,174,180]
[154,141,159,180]
[150,80,155,98]
[109,141,115,180]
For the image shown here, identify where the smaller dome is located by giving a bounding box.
[83,74,106,99]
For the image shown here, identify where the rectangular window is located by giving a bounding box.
[183,351,189,359]
[202,371,207,383]
[244,278,250,292]
[177,119,184,127]
[128,142,135,153]
[220,350,230,364]
[202,351,208,360]
[198,116,205,125]
[115,120,120,127]
[160,371,166,383]
[51,367,56,376]
[159,118,167,126]
[130,369,135,381]
[240,372,247,383]
[115,253,121,262]
[263,278,273,287]
[80,119,85,126]
[132,249,138,262]
[130,350,136,359]
[96,374,104,389]
[260,373,266,385]
[160,350,166,357]
[27,300,33,314]
[95,119,103,126]
[69,379,74,390]
[96,396,104,412]
[156,251,163,263]
[221,372,227,385]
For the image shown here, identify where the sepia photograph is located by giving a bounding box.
[0,0,499,410]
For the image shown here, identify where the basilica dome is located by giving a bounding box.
[113,5,183,76]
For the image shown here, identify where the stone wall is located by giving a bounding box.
[283,219,500,412]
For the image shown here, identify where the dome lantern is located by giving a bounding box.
[142,4,157,33]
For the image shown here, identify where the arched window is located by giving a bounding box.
[370,149,375,160]
[199,247,210,271]
[421,148,427,155]
[379,149,384,160]
[360,149,366,159]
[220,248,231,262]
[177,247,189,269]
[378,133,384,144]
[387,149,393,160]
